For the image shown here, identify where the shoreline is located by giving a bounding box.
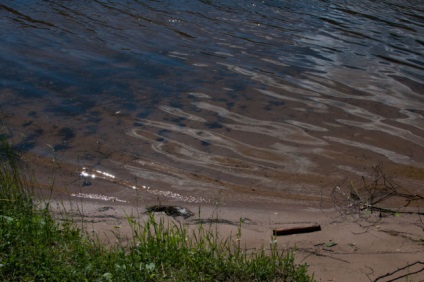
[14,145,424,281]
[47,192,424,282]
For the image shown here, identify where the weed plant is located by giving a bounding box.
[0,140,313,281]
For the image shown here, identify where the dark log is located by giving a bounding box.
[273,224,321,236]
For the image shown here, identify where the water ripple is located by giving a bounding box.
[2,0,424,203]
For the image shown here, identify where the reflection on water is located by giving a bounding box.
[1,0,423,205]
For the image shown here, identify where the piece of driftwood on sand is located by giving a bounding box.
[273,224,321,236]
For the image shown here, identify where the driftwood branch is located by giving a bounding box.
[273,224,321,236]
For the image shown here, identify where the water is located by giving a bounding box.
[1,0,424,206]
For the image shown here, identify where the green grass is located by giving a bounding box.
[0,140,314,281]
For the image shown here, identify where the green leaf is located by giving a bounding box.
[325,242,337,248]
[146,262,156,272]
[0,215,14,223]
[102,272,113,281]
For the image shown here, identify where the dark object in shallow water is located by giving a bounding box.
[145,205,194,219]
[81,180,92,187]
[273,224,321,236]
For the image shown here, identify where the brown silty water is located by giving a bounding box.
[1,1,423,209]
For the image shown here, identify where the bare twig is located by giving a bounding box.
[331,164,424,223]
[373,261,424,282]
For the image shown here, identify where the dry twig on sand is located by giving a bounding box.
[331,164,424,224]
[373,261,424,282]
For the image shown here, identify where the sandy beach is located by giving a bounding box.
[19,146,423,281]
[46,190,424,282]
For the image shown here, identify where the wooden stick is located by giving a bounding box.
[273,224,321,236]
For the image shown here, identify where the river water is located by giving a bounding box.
[1,0,424,207]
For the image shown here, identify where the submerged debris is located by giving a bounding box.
[145,205,194,219]
[97,206,115,212]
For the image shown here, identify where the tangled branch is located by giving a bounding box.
[331,164,424,224]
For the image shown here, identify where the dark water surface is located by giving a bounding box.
[1,0,424,206]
